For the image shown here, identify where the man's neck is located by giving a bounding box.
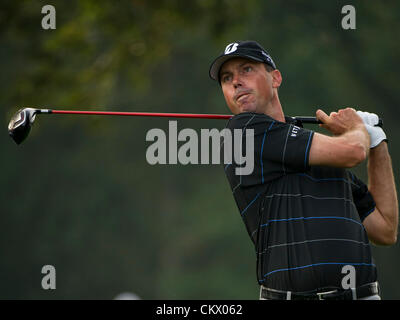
[263,94,285,123]
[266,108,285,123]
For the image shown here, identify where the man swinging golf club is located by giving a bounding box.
[209,40,398,300]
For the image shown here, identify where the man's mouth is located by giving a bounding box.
[235,91,251,103]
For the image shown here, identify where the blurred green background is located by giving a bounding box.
[1,0,399,299]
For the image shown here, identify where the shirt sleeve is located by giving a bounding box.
[349,171,376,222]
[226,112,314,186]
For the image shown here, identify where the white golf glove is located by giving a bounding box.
[356,111,387,148]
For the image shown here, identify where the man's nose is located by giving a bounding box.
[232,73,242,88]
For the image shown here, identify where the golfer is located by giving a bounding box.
[209,40,398,300]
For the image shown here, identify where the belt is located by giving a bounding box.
[260,282,380,300]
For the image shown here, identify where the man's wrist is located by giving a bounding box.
[354,123,371,151]
[365,124,387,149]
[370,139,388,151]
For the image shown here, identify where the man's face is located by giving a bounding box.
[219,57,279,115]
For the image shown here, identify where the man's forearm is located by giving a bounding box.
[342,124,370,158]
[368,142,398,238]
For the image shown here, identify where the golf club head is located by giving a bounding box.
[8,108,38,145]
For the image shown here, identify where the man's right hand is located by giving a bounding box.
[308,108,370,168]
[316,108,365,136]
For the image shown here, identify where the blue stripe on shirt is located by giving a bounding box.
[296,173,357,186]
[260,216,364,228]
[260,262,376,282]
[260,121,275,184]
[241,193,261,216]
[304,131,313,169]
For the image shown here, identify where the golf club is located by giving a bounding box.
[7,107,383,145]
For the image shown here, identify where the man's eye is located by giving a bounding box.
[244,66,252,72]
[222,75,232,83]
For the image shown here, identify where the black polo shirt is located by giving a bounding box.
[222,112,377,292]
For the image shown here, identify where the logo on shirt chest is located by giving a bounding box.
[290,125,301,137]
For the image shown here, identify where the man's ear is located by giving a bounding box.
[271,69,282,88]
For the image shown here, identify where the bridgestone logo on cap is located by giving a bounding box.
[225,43,239,54]
[262,51,272,62]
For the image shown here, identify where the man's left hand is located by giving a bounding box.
[356,111,387,148]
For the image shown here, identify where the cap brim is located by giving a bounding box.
[209,54,264,81]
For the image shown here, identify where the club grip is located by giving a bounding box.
[293,116,383,128]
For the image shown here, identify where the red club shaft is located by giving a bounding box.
[39,109,382,127]
[50,110,233,120]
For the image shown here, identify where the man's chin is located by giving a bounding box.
[239,104,257,113]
